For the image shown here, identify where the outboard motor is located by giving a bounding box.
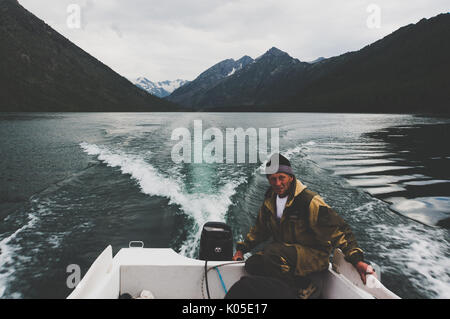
[199,222,233,261]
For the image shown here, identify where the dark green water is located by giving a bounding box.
[0,112,449,299]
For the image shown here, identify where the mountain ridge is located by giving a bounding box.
[0,0,178,111]
[168,13,449,114]
[168,46,305,109]
[167,55,255,108]
[284,13,450,113]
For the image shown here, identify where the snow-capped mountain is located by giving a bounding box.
[167,48,298,109]
[133,77,190,98]
[307,57,326,64]
[167,55,254,107]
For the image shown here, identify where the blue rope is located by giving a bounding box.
[215,268,227,294]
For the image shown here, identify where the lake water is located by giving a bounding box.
[0,112,449,299]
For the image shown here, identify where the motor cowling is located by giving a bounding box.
[198,222,233,261]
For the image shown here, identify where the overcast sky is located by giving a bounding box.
[19,0,449,82]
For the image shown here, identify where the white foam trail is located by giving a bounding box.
[350,201,450,298]
[80,142,245,257]
[0,212,39,298]
[177,181,243,257]
[81,143,183,199]
[284,145,306,158]
[371,223,450,298]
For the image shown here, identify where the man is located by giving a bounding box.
[232,153,375,298]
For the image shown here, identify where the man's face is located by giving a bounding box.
[268,173,294,197]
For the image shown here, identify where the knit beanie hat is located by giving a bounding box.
[265,153,294,177]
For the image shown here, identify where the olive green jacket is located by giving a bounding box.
[237,179,364,276]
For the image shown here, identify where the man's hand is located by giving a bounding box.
[232,250,244,261]
[355,261,376,285]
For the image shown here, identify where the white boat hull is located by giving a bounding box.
[67,246,400,299]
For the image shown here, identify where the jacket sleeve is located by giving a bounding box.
[308,195,364,265]
[236,205,271,254]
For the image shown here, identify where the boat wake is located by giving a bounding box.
[371,222,450,298]
[80,142,246,258]
[0,197,65,299]
[0,212,38,298]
